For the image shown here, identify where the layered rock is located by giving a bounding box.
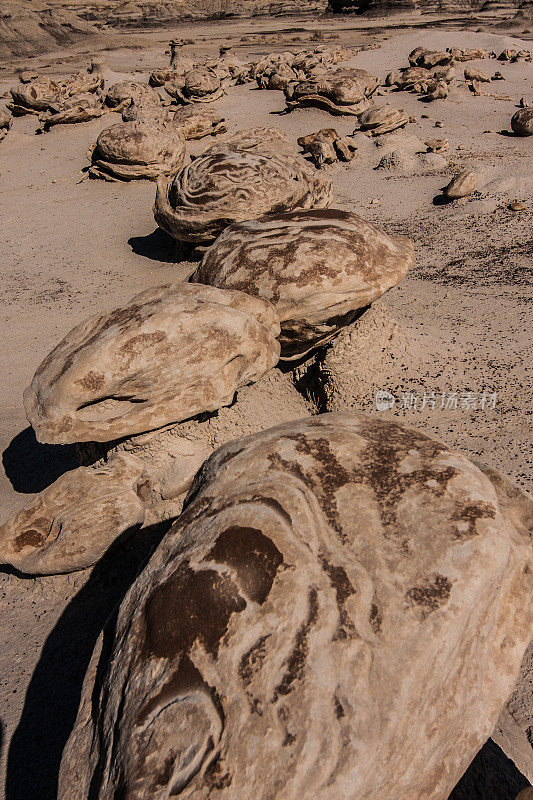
[88,121,187,181]
[154,129,332,243]
[58,412,533,800]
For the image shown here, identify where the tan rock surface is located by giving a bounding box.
[0,454,148,575]
[171,106,227,139]
[194,209,414,359]
[58,412,532,800]
[104,81,161,113]
[24,283,281,444]
[444,169,478,199]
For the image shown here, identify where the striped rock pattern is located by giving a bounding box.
[154,129,332,243]
[194,209,414,359]
[58,412,533,800]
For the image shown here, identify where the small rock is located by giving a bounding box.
[464,66,490,83]
[519,97,529,108]
[434,121,443,128]
[443,169,477,200]
[491,71,505,80]
[508,200,526,211]
[425,138,449,153]
[511,107,533,136]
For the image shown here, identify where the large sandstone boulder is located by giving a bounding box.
[154,129,332,243]
[89,121,187,181]
[24,283,281,444]
[58,412,532,800]
[194,209,414,359]
[0,454,149,575]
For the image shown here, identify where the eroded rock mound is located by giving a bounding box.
[168,67,224,104]
[0,454,149,575]
[154,129,332,243]
[105,81,161,113]
[58,412,533,800]
[194,209,414,359]
[24,283,281,444]
[89,121,186,181]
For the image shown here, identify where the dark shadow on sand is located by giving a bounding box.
[4,519,172,800]
[2,427,79,494]
[128,228,200,264]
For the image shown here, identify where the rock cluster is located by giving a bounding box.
[284,67,380,115]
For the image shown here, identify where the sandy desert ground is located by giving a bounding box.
[0,7,532,799]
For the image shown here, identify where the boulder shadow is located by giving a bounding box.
[2,427,79,494]
[4,518,172,800]
[128,228,200,264]
[448,737,530,799]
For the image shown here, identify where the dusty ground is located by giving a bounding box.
[0,10,531,800]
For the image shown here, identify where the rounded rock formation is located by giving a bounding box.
[89,121,187,181]
[511,107,533,136]
[154,129,332,243]
[0,454,149,575]
[193,209,414,359]
[24,283,281,444]
[443,170,477,200]
[58,412,533,800]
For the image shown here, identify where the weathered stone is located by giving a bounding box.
[154,129,332,243]
[171,106,227,139]
[38,95,105,132]
[58,411,533,800]
[0,106,13,141]
[89,121,186,181]
[105,81,161,113]
[511,108,533,136]
[77,368,313,526]
[448,48,489,62]
[444,169,477,199]
[194,209,414,360]
[24,283,281,444]
[0,454,149,575]
[464,66,491,82]
[424,79,449,101]
[285,68,379,115]
[393,67,433,91]
[358,105,409,135]
[167,68,223,104]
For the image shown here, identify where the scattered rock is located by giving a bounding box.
[358,105,409,135]
[508,200,526,211]
[166,67,224,104]
[426,137,449,152]
[511,108,533,136]
[0,106,13,141]
[464,66,491,83]
[297,128,356,167]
